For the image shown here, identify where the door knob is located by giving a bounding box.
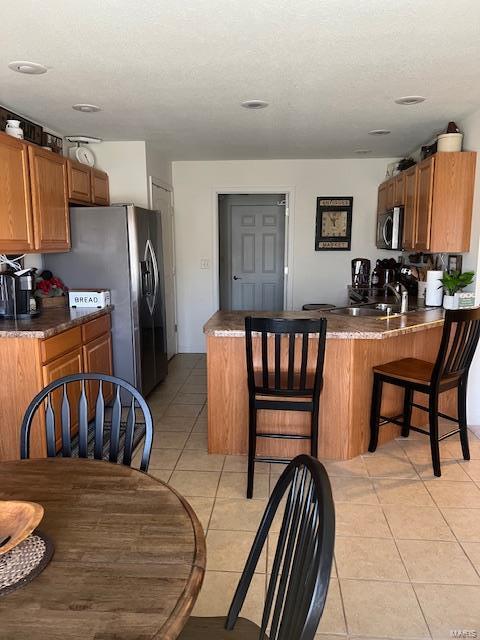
[233,275,242,280]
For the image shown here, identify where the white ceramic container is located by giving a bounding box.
[443,295,457,310]
[437,132,463,152]
[5,120,23,139]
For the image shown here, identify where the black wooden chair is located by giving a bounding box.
[245,317,327,498]
[369,307,480,476]
[20,373,154,471]
[179,454,335,640]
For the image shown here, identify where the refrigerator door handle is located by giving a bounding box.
[140,260,152,296]
[144,239,158,315]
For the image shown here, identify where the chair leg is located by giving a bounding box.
[368,374,383,452]
[458,379,470,461]
[402,387,413,438]
[428,395,441,477]
[310,403,319,459]
[247,403,257,499]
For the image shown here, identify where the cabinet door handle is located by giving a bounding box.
[233,275,242,280]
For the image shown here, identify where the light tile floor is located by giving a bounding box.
[141,353,480,640]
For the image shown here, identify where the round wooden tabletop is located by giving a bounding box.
[0,458,206,640]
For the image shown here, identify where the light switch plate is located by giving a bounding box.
[200,258,210,270]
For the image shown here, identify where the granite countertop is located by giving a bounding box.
[203,308,445,340]
[0,306,113,339]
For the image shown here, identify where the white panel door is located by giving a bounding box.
[228,195,285,311]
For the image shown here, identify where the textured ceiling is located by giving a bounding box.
[1,0,480,160]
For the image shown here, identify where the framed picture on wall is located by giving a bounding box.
[315,197,353,250]
[447,254,463,273]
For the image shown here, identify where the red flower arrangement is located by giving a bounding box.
[35,271,67,299]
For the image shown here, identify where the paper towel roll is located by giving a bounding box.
[425,270,444,306]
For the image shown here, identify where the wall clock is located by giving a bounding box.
[315,197,353,250]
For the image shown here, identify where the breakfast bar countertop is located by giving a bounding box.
[0,305,113,339]
[203,307,445,340]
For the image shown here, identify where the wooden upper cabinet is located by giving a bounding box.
[0,133,35,252]
[385,178,395,210]
[402,166,418,251]
[378,151,476,253]
[28,146,70,252]
[428,151,477,253]
[67,160,92,203]
[414,156,435,251]
[393,172,405,206]
[377,181,388,214]
[91,169,110,205]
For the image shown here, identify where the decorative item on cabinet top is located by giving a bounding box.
[315,197,353,251]
[0,105,43,145]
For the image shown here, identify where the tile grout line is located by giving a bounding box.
[377,498,434,640]
[170,358,219,536]
[152,356,207,483]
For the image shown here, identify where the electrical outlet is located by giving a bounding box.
[200,258,210,270]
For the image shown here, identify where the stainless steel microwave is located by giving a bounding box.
[376,207,404,250]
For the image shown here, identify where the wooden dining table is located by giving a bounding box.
[0,458,206,640]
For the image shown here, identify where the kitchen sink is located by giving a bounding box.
[330,306,394,317]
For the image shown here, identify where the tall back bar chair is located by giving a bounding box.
[369,307,480,476]
[245,316,327,498]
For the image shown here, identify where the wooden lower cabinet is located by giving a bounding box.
[42,347,83,449]
[0,312,113,462]
[83,332,114,410]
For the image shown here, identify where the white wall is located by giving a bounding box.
[92,141,173,208]
[173,158,395,352]
[93,141,149,207]
[146,142,173,189]
[460,108,480,424]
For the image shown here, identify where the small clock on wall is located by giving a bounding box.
[315,197,353,250]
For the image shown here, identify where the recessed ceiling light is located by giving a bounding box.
[394,96,426,105]
[241,100,269,109]
[8,61,47,75]
[354,149,372,154]
[368,129,391,135]
[72,103,102,113]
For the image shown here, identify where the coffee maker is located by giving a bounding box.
[0,269,40,319]
[351,258,371,288]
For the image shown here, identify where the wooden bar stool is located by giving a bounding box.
[245,316,327,498]
[369,308,480,477]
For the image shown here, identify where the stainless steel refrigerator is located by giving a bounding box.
[45,205,168,396]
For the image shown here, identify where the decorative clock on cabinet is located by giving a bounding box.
[315,197,353,250]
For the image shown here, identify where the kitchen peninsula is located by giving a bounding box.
[204,308,455,460]
[0,306,113,461]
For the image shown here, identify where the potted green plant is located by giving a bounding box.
[440,271,475,309]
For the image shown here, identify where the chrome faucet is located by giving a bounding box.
[385,282,409,314]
